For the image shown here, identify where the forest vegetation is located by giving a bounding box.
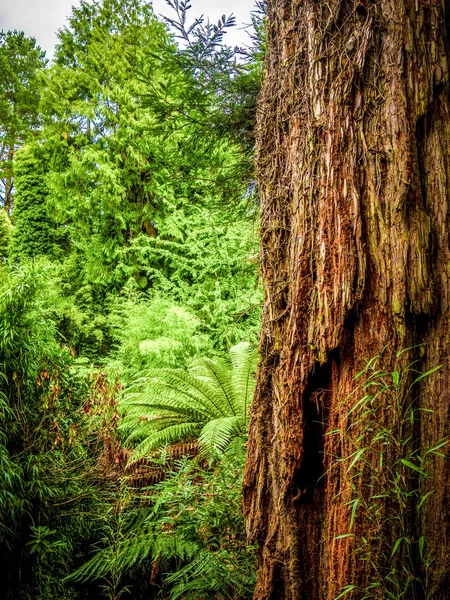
[3,1,450,600]
[0,1,263,598]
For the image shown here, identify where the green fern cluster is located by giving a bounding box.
[121,342,258,460]
[69,453,256,599]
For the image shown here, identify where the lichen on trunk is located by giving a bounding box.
[244,1,450,598]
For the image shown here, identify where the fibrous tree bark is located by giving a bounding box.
[243,1,450,599]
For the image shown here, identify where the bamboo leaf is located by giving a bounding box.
[391,371,400,387]
[417,490,435,510]
[335,585,357,599]
[400,459,428,477]
[411,365,442,386]
[346,448,366,473]
[391,537,405,556]
[424,437,449,458]
[419,536,427,561]
[349,499,359,530]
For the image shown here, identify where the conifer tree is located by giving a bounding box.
[0,210,13,260]
[0,30,47,211]
[10,144,54,261]
[40,0,258,296]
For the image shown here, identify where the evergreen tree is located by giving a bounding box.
[0,210,13,260]
[10,144,55,261]
[0,30,47,211]
[39,0,170,286]
[40,0,256,291]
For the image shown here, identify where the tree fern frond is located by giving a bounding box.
[67,545,116,583]
[224,435,248,462]
[199,416,242,454]
[191,356,236,415]
[124,415,188,442]
[124,401,207,423]
[229,342,258,425]
[125,369,229,418]
[67,519,199,584]
[121,343,257,459]
[130,422,201,463]
[166,548,254,600]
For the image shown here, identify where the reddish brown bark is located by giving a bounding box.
[243,1,450,599]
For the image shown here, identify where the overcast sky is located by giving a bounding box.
[0,0,257,58]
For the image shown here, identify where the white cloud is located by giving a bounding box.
[0,0,256,58]
[0,0,74,57]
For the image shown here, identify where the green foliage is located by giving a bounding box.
[0,30,46,139]
[331,351,449,600]
[0,209,13,259]
[106,293,213,382]
[70,453,255,600]
[0,261,56,378]
[161,0,265,154]
[0,2,264,598]
[121,342,258,460]
[38,0,259,296]
[0,261,61,581]
[0,30,47,210]
[0,378,24,539]
[39,0,173,286]
[0,262,118,599]
[122,205,261,348]
[10,144,56,261]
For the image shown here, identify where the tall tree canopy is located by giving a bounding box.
[40,0,255,292]
[0,30,47,211]
[244,2,450,599]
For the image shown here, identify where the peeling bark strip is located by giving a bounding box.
[244,1,450,599]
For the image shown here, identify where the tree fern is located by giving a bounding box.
[199,416,242,455]
[120,342,258,460]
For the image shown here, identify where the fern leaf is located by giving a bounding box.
[199,416,242,454]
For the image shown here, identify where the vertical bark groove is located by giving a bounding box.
[244,1,450,598]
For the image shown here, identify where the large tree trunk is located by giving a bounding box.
[243,1,450,599]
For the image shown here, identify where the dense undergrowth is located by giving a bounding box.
[0,1,264,598]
